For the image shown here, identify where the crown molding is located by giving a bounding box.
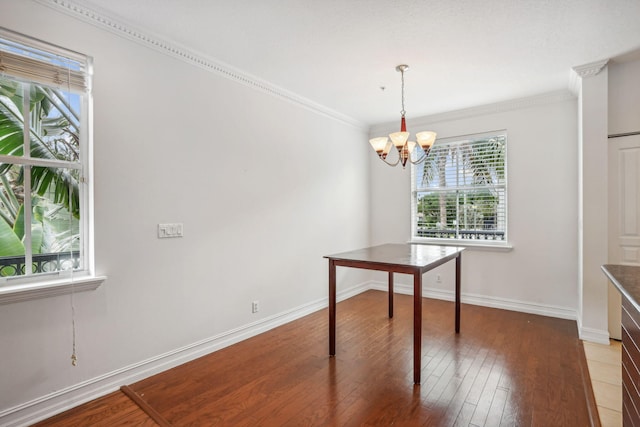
[568,59,609,95]
[369,89,576,136]
[33,0,366,130]
[572,59,609,78]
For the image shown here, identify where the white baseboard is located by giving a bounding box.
[369,280,578,320]
[576,314,611,345]
[578,326,610,345]
[373,280,612,345]
[0,282,371,427]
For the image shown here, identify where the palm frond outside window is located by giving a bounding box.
[412,132,507,245]
[0,28,90,279]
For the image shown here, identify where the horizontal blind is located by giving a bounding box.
[0,29,88,93]
[417,136,506,190]
[413,134,507,242]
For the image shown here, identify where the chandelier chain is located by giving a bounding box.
[400,68,406,117]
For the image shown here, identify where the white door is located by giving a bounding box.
[608,134,640,340]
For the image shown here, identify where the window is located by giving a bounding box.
[411,131,507,246]
[0,28,94,289]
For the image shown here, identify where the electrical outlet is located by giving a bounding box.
[252,301,259,313]
[436,274,442,283]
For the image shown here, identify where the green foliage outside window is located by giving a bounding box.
[0,76,81,274]
[413,134,506,241]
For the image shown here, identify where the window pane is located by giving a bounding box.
[0,77,26,157]
[0,163,26,276]
[457,188,506,240]
[416,190,458,238]
[30,166,81,274]
[1,67,82,166]
[413,133,507,243]
[35,86,81,163]
[0,164,80,277]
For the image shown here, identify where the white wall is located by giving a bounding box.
[0,1,370,423]
[609,57,640,135]
[369,93,580,317]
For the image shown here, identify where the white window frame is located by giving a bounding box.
[0,28,104,304]
[410,130,510,249]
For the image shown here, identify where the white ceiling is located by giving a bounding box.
[76,0,640,126]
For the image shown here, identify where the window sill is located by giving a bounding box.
[409,238,513,251]
[0,274,106,305]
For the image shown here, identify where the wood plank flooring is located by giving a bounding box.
[31,390,156,426]
[584,340,623,426]
[33,290,596,426]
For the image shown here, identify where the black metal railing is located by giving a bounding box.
[416,228,505,241]
[0,252,80,277]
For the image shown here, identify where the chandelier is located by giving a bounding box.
[369,64,437,168]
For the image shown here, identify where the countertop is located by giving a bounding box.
[602,264,640,313]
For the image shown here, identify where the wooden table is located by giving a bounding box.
[325,243,465,384]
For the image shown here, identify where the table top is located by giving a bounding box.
[325,243,464,269]
[602,264,640,313]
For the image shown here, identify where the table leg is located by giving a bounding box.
[329,259,336,356]
[455,253,461,333]
[413,272,422,384]
[388,271,394,318]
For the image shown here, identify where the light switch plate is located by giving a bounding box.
[158,223,183,238]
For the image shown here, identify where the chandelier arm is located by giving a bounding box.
[409,151,428,165]
[381,156,401,167]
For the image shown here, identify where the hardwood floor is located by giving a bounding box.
[31,390,156,426]
[33,290,596,426]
